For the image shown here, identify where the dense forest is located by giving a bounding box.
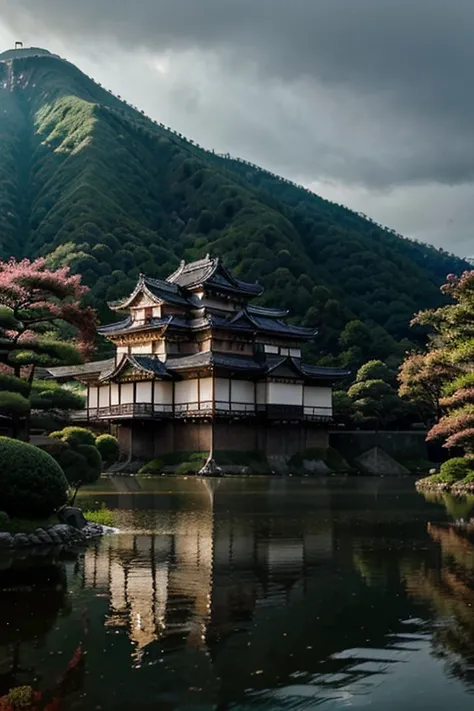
[0,49,468,366]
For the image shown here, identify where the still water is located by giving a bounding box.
[2,476,474,710]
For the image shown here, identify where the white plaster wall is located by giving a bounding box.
[152,306,161,317]
[154,382,173,407]
[134,308,145,324]
[89,386,98,408]
[232,380,255,404]
[304,385,332,415]
[99,385,110,407]
[290,348,301,358]
[267,382,303,406]
[200,378,213,404]
[175,380,198,405]
[256,382,266,405]
[304,386,332,409]
[121,383,134,404]
[215,378,230,405]
[153,340,166,354]
[264,345,279,354]
[111,384,119,406]
[116,346,128,359]
[136,381,152,403]
[134,294,156,308]
[131,343,153,354]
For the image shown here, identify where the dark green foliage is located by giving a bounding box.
[348,360,410,428]
[43,426,103,492]
[439,457,474,483]
[214,450,271,474]
[175,454,207,475]
[138,459,163,475]
[332,391,354,423]
[0,53,468,362]
[76,444,102,482]
[0,391,30,416]
[30,381,85,429]
[0,373,29,396]
[0,437,68,518]
[95,434,119,467]
[41,441,86,485]
[50,426,96,447]
[355,360,395,384]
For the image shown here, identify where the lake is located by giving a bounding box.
[2,476,474,710]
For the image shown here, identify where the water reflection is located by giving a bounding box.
[4,477,474,709]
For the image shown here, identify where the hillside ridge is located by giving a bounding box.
[0,48,468,366]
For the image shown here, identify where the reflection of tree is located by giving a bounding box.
[0,560,70,696]
[420,490,474,522]
[403,522,474,687]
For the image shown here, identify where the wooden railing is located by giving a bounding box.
[73,402,333,422]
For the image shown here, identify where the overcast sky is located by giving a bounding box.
[0,1,472,256]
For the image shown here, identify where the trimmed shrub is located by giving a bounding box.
[439,457,473,483]
[76,444,102,483]
[138,459,163,475]
[95,434,119,467]
[40,440,102,491]
[50,426,96,447]
[0,437,68,518]
[0,511,10,530]
[40,441,85,483]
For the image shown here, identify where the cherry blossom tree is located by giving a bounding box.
[0,258,96,436]
[401,271,474,457]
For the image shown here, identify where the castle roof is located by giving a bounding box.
[167,255,263,297]
[108,274,197,312]
[63,353,349,384]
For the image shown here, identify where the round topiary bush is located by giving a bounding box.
[76,444,102,483]
[0,437,68,518]
[50,426,96,448]
[438,457,473,483]
[40,440,102,489]
[95,434,119,467]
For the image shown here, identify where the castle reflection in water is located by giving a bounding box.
[78,478,334,664]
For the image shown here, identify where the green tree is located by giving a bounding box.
[43,426,103,502]
[348,360,407,429]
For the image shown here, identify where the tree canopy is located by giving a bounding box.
[0,258,95,435]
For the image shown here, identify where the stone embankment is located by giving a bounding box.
[0,521,104,551]
[416,479,474,494]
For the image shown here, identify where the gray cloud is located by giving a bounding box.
[2,1,474,253]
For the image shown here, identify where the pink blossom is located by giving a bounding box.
[444,428,474,451]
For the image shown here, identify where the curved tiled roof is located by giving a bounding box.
[45,358,115,380]
[108,275,197,311]
[99,355,172,382]
[167,256,263,296]
[247,305,289,318]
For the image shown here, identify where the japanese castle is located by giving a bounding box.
[52,256,348,469]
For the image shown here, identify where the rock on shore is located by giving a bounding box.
[0,521,105,551]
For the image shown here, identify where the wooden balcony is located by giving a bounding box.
[74,402,332,422]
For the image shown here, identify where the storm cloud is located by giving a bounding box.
[1,0,473,253]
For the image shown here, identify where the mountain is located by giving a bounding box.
[0,47,468,365]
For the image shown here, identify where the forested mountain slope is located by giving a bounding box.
[0,48,468,365]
